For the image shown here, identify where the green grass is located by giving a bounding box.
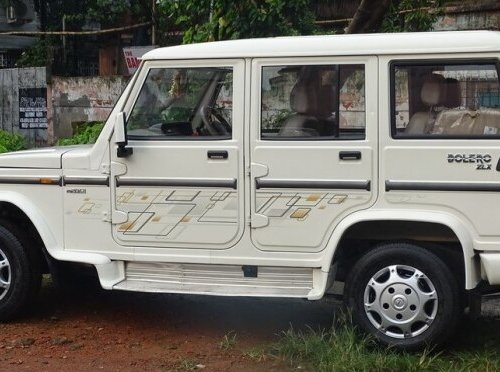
[270,312,500,371]
[219,330,238,351]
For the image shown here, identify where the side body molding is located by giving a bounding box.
[0,191,110,265]
[320,209,477,292]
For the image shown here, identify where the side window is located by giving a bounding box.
[261,64,365,139]
[392,61,500,138]
[128,67,233,139]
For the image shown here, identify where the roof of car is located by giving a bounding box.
[143,31,500,61]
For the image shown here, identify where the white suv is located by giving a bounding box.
[1,31,500,350]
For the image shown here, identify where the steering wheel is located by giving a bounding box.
[147,123,165,134]
[199,105,231,136]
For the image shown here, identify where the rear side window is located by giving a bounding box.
[261,64,366,140]
[127,67,233,139]
[391,61,500,138]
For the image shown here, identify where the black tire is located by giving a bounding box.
[0,223,42,320]
[345,242,460,351]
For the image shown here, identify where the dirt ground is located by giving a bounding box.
[0,278,335,371]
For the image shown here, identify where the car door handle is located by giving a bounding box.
[207,150,228,160]
[339,151,361,160]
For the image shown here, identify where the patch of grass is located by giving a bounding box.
[219,330,237,351]
[243,346,269,362]
[177,358,199,371]
[271,312,500,371]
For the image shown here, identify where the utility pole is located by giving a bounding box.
[151,0,156,45]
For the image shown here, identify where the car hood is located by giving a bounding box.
[0,146,85,169]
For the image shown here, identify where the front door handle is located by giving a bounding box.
[339,151,361,160]
[208,150,228,160]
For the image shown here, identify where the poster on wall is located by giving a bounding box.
[123,46,156,75]
[19,88,48,129]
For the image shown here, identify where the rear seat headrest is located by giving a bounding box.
[421,74,445,106]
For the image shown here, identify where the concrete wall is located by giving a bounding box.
[0,67,48,146]
[49,76,129,141]
[435,2,500,31]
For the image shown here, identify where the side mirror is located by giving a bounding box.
[115,112,133,158]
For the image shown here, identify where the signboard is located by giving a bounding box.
[19,88,48,129]
[123,46,155,75]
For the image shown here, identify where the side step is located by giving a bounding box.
[112,262,314,298]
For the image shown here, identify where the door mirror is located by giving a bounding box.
[115,112,133,158]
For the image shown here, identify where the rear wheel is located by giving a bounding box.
[345,242,460,350]
[0,224,41,320]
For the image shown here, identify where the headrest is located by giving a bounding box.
[290,79,317,114]
[290,69,335,117]
[421,74,445,106]
[443,78,461,108]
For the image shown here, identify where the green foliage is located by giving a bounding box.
[40,0,149,29]
[158,0,317,44]
[272,311,500,371]
[382,0,443,33]
[262,109,293,132]
[56,122,105,146]
[0,130,27,154]
[16,38,52,68]
[219,331,237,351]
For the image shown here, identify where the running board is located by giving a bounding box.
[112,262,314,298]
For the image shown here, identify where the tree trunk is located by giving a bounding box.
[345,0,393,34]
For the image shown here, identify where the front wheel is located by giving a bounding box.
[0,224,41,320]
[345,242,460,351]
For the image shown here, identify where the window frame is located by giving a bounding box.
[258,61,368,142]
[123,60,239,142]
[390,58,500,140]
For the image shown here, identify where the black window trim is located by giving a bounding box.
[259,63,367,142]
[390,58,500,140]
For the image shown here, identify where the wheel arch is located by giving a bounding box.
[0,191,110,266]
[322,209,478,291]
[0,192,60,254]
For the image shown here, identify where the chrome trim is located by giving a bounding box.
[116,177,237,189]
[0,176,62,185]
[256,179,371,191]
[63,176,110,186]
[385,180,500,192]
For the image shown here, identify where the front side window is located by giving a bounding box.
[261,64,365,140]
[392,61,500,138]
[128,67,233,139]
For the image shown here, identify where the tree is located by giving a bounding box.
[346,0,442,34]
[158,0,317,44]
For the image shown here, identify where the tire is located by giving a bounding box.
[0,223,41,320]
[345,242,460,351]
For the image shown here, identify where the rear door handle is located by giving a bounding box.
[207,150,228,160]
[339,151,361,160]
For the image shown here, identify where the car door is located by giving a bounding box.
[110,59,245,250]
[381,56,500,247]
[249,56,378,253]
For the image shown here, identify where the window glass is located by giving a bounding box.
[392,62,500,138]
[128,67,233,139]
[261,64,365,139]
